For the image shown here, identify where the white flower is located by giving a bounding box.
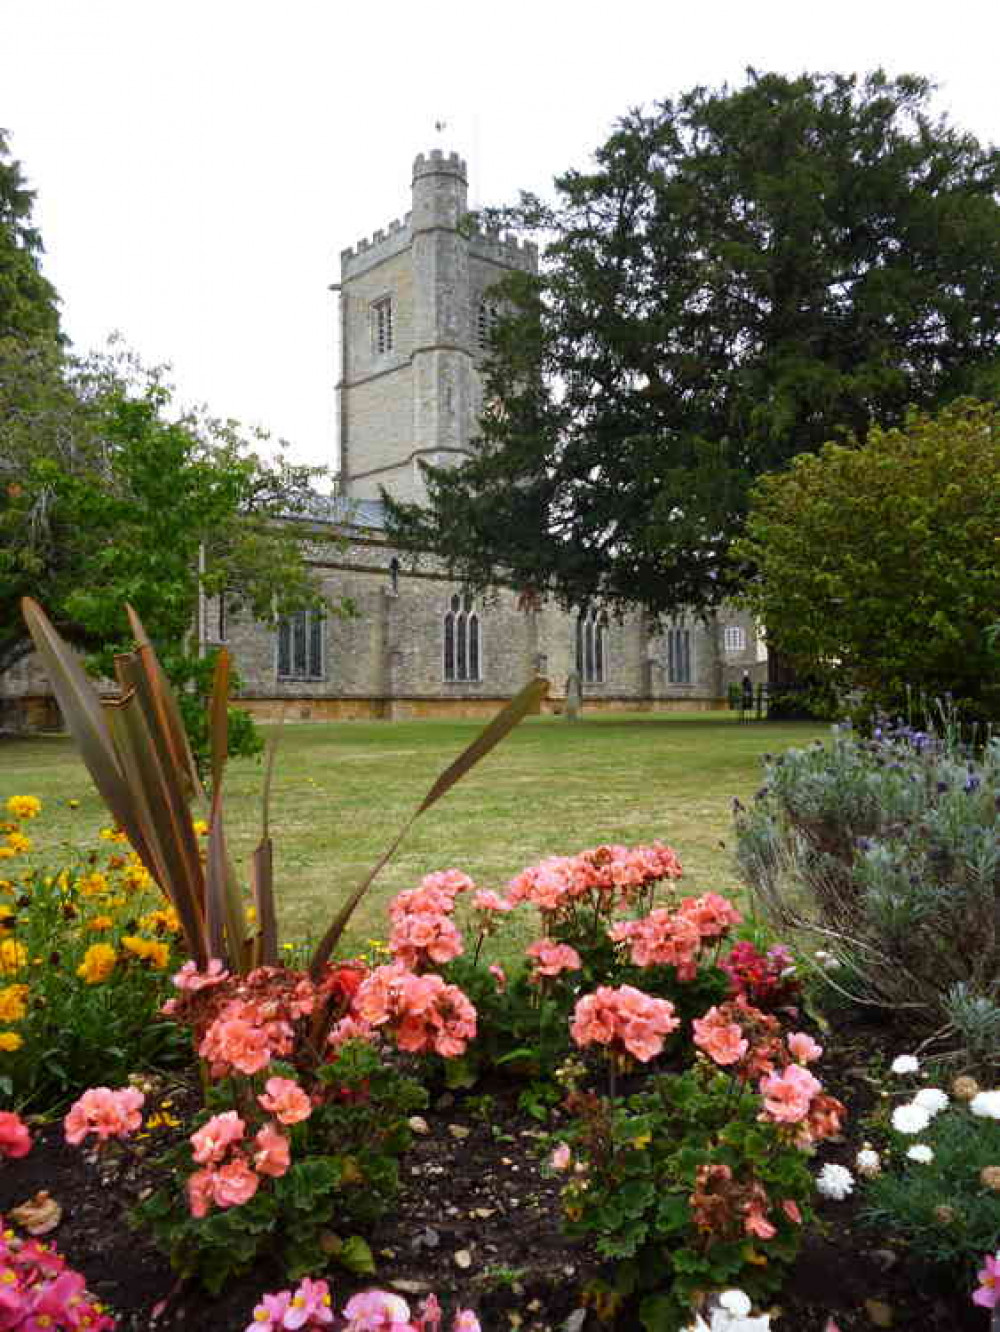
[970,1090,1000,1120]
[906,1144,934,1163]
[816,1163,855,1200]
[890,1054,920,1075]
[892,1102,932,1135]
[718,1292,752,1318]
[855,1147,881,1178]
[912,1087,949,1116]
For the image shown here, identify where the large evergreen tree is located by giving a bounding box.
[386,71,1000,616]
[0,127,60,342]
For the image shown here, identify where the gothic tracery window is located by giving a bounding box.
[667,625,692,684]
[444,593,481,682]
[277,609,324,681]
[576,606,608,684]
[477,298,500,349]
[371,295,393,355]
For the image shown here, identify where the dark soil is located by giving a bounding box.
[0,1030,983,1331]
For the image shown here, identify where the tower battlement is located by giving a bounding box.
[412,148,468,180]
[468,227,538,269]
[341,212,413,265]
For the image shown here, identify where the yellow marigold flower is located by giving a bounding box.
[99,827,128,844]
[77,943,116,984]
[0,985,28,1022]
[0,849,14,862]
[87,915,114,932]
[122,936,170,969]
[3,834,30,856]
[6,797,41,821]
[77,873,110,898]
[123,862,152,893]
[192,819,210,836]
[0,906,13,923]
[0,1031,23,1052]
[139,907,180,935]
[0,941,27,976]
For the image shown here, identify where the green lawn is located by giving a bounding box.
[1,712,826,953]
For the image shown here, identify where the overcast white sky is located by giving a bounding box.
[6,0,1000,479]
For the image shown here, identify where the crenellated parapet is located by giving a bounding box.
[341,212,413,273]
[412,148,467,181]
[468,227,538,272]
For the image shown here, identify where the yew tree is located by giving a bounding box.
[735,401,1000,719]
[386,71,1000,616]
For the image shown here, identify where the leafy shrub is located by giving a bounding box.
[734,724,1000,1066]
[0,799,187,1109]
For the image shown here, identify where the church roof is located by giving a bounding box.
[282,493,388,531]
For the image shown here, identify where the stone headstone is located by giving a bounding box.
[564,670,582,721]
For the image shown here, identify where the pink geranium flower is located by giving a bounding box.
[0,1110,32,1159]
[526,939,582,978]
[199,1014,272,1077]
[488,964,507,994]
[172,958,230,991]
[64,1086,144,1146]
[759,1064,822,1124]
[787,1031,823,1064]
[190,1111,246,1165]
[472,890,512,914]
[692,1007,749,1066]
[258,1076,312,1125]
[253,1123,291,1178]
[211,1155,260,1209]
[571,986,679,1062]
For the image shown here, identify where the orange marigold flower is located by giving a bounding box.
[77,943,116,985]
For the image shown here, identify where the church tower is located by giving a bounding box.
[336,149,537,504]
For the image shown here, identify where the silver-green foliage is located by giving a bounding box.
[735,725,999,1063]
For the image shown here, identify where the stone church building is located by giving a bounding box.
[0,149,765,730]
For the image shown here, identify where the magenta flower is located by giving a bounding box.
[973,1252,1000,1309]
[342,1288,412,1330]
[245,1289,292,1331]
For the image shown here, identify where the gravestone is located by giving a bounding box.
[564,669,582,722]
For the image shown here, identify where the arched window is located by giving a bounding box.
[444,593,481,682]
[666,623,692,684]
[477,299,500,349]
[576,606,608,684]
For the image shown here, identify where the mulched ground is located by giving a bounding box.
[0,1024,983,1330]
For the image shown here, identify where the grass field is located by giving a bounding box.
[1,712,826,953]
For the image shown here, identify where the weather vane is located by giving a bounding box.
[434,119,447,135]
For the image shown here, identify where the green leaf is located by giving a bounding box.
[338,1235,376,1276]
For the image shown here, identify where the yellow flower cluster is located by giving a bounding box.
[77,943,117,985]
[6,796,41,821]
[122,935,171,969]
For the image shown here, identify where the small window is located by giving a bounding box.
[724,625,746,654]
[667,627,691,684]
[277,609,324,680]
[477,299,499,349]
[371,296,393,355]
[217,592,227,644]
[576,606,608,684]
[444,593,482,682]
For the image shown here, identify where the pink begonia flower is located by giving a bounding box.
[692,1007,748,1066]
[342,1288,412,1330]
[417,1293,442,1330]
[452,1313,482,1332]
[253,1123,291,1178]
[973,1252,1000,1309]
[245,1288,292,1331]
[551,1143,572,1171]
[526,939,582,978]
[284,1277,334,1328]
[190,1111,246,1165]
[64,1086,144,1145]
[488,964,507,994]
[0,1110,32,1158]
[787,1031,823,1064]
[172,957,230,991]
[258,1076,313,1125]
[199,1014,272,1077]
[759,1064,822,1124]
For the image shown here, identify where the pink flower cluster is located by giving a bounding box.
[0,1110,31,1159]
[187,1107,293,1218]
[0,1224,115,1329]
[247,1283,480,1332]
[609,893,742,980]
[506,842,683,919]
[721,940,802,1012]
[387,871,473,971]
[570,985,680,1063]
[63,1087,144,1147]
[354,964,477,1058]
[526,939,582,979]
